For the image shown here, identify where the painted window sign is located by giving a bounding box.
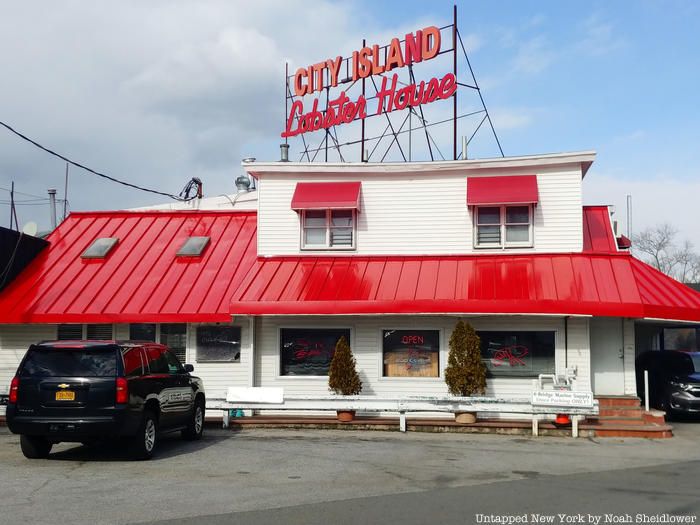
[383,329,439,378]
[280,328,351,376]
[283,26,457,138]
[477,331,555,378]
[196,326,241,362]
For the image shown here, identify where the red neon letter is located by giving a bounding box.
[422,26,441,61]
[294,68,308,97]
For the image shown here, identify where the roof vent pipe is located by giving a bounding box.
[362,149,369,163]
[47,188,57,229]
[235,175,251,193]
[461,136,468,160]
[280,143,290,162]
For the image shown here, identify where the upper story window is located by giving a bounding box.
[475,205,533,248]
[302,209,355,249]
[467,174,538,249]
[291,181,361,251]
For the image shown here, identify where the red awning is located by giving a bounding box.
[467,175,539,206]
[0,210,258,324]
[229,253,700,322]
[291,181,362,211]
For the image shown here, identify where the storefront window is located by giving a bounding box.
[383,329,439,377]
[280,328,351,376]
[160,324,187,363]
[478,331,555,377]
[129,323,156,342]
[196,326,241,362]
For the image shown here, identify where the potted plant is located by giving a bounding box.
[328,336,362,422]
[444,320,487,424]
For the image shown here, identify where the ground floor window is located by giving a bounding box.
[196,326,241,362]
[129,323,156,341]
[478,331,555,377]
[280,328,351,376]
[57,324,113,340]
[127,323,187,362]
[159,324,187,363]
[382,329,440,377]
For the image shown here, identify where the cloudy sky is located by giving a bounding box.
[0,0,698,247]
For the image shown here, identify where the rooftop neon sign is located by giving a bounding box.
[282,26,457,138]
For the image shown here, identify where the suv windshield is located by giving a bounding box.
[20,347,117,377]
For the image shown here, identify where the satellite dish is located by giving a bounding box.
[22,221,38,236]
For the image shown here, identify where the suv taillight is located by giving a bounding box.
[9,377,19,404]
[115,377,128,404]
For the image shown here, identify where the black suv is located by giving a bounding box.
[6,340,205,459]
[636,350,700,416]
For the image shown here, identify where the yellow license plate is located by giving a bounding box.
[55,391,75,401]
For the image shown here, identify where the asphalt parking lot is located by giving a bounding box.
[1,423,699,525]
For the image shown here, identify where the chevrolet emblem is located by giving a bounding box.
[57,383,70,389]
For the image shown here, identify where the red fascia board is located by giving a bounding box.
[466,175,538,206]
[291,181,361,210]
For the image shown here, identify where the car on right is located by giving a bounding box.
[636,350,700,416]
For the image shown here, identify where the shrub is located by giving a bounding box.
[328,336,362,395]
[444,320,487,396]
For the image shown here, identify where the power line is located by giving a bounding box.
[0,186,47,200]
[0,120,201,202]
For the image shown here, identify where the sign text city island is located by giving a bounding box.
[282,26,456,138]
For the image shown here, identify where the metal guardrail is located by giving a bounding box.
[207,394,599,437]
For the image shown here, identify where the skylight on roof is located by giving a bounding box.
[177,236,210,257]
[82,237,118,258]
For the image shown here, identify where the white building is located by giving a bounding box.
[1,152,699,435]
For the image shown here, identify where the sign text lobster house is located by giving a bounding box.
[282,26,456,138]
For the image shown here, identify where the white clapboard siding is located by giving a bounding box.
[623,319,637,395]
[0,324,57,415]
[257,165,583,256]
[253,315,592,418]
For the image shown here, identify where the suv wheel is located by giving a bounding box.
[130,410,158,460]
[183,400,205,441]
[20,435,52,459]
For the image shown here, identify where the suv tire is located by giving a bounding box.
[20,435,52,459]
[182,399,205,441]
[130,410,158,460]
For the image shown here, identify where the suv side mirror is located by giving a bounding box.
[184,364,194,373]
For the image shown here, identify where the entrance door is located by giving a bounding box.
[590,318,625,395]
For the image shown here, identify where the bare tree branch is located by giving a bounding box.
[632,224,700,283]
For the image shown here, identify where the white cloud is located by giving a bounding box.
[576,14,627,56]
[512,36,557,74]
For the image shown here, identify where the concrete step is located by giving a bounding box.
[587,416,647,426]
[582,423,674,439]
[595,396,642,408]
[642,410,667,425]
[598,407,643,418]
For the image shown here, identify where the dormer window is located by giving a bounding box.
[302,209,355,249]
[291,181,361,251]
[475,205,533,248]
[467,175,538,250]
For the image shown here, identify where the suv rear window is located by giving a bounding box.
[20,347,118,377]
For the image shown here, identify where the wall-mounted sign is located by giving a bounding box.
[282,26,457,138]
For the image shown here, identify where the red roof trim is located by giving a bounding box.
[291,182,362,210]
[467,175,538,206]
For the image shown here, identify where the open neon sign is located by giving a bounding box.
[282,26,457,138]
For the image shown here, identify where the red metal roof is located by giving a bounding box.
[0,210,257,323]
[2,206,699,324]
[291,181,362,210]
[229,253,700,321]
[582,206,618,253]
[467,175,538,206]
